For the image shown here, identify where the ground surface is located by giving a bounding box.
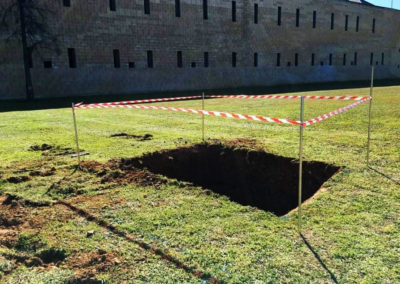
[0,85,399,283]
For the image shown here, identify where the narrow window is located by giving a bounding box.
[144,0,150,14]
[311,53,315,66]
[372,18,376,33]
[63,0,71,7]
[109,0,116,11]
[312,11,316,28]
[177,51,183,68]
[113,49,120,68]
[329,53,332,66]
[345,15,348,31]
[28,47,33,68]
[147,50,153,68]
[381,52,384,65]
[277,6,281,26]
[370,53,374,66]
[295,53,299,66]
[354,52,357,66]
[204,52,209,67]
[232,52,237,67]
[175,0,181,17]
[68,48,77,68]
[343,53,347,66]
[191,62,196,68]
[331,13,334,30]
[129,62,135,68]
[44,60,52,69]
[296,8,300,27]
[276,53,281,67]
[254,4,258,24]
[254,53,258,67]
[203,0,208,20]
[232,1,236,22]
[356,16,359,32]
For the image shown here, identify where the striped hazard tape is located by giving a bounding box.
[76,95,203,108]
[74,96,371,128]
[208,94,370,101]
[304,97,371,126]
[75,103,302,126]
[74,94,369,109]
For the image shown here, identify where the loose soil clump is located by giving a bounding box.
[80,160,167,188]
[110,132,153,141]
[29,144,81,156]
[6,175,31,184]
[125,143,340,216]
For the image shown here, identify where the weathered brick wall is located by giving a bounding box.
[0,0,399,99]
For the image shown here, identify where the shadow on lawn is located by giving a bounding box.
[1,78,399,113]
[301,234,339,284]
[369,167,400,186]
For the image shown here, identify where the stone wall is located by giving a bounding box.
[1,0,399,99]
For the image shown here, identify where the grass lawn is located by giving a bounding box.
[0,85,399,283]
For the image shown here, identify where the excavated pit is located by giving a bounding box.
[129,144,340,216]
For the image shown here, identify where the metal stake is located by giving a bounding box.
[298,96,305,234]
[72,103,81,166]
[202,92,205,143]
[366,66,374,167]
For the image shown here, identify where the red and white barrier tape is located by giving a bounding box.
[74,96,371,127]
[304,97,371,126]
[75,103,302,126]
[74,94,369,108]
[76,95,203,108]
[208,94,369,101]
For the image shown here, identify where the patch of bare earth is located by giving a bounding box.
[80,160,167,188]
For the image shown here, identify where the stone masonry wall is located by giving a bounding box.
[0,0,399,99]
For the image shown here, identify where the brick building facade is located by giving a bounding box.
[0,0,399,99]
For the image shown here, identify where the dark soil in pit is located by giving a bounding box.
[128,144,340,216]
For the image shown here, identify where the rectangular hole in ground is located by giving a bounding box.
[125,144,341,216]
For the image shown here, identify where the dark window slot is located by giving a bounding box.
[110,0,116,11]
[277,6,281,26]
[175,0,181,17]
[204,52,209,67]
[177,51,183,68]
[68,48,77,68]
[232,1,236,22]
[147,50,153,68]
[144,0,150,14]
[203,0,208,19]
[113,49,120,68]
[254,4,258,24]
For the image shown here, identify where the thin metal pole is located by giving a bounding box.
[202,92,205,143]
[72,103,81,166]
[298,96,305,234]
[366,66,374,167]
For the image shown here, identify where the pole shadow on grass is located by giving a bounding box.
[368,167,400,186]
[300,233,339,284]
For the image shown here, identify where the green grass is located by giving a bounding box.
[0,85,399,283]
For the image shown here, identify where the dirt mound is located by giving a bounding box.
[110,132,153,141]
[65,249,121,281]
[29,144,53,151]
[124,143,340,216]
[29,167,56,177]
[80,160,167,188]
[6,175,31,184]
[29,144,81,156]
